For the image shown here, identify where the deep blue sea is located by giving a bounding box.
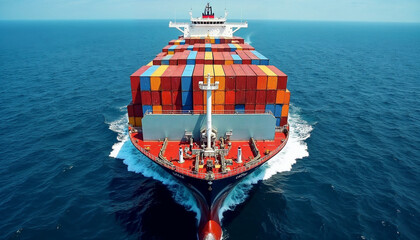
[1,20,419,240]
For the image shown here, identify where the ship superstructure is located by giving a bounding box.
[127,4,290,240]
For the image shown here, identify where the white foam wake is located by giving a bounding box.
[107,113,201,222]
[219,106,312,220]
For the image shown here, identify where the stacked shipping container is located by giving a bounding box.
[128,37,290,128]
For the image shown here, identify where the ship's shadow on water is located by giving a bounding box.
[109,159,198,240]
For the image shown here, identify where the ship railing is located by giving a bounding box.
[171,135,287,180]
[145,109,274,116]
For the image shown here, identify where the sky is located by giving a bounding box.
[0,0,419,22]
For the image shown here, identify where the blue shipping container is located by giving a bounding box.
[187,51,197,65]
[142,105,153,115]
[274,104,283,117]
[228,43,236,52]
[276,117,281,126]
[161,55,172,65]
[187,45,194,50]
[140,65,159,91]
[182,105,193,113]
[235,104,245,113]
[181,65,194,91]
[205,43,212,52]
[215,38,221,44]
[180,40,185,45]
[265,104,275,115]
[231,54,242,64]
[251,51,269,65]
[182,91,193,106]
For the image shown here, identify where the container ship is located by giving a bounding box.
[127,4,290,240]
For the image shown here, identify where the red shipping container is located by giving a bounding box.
[161,66,175,90]
[193,105,204,114]
[127,103,134,117]
[196,52,205,64]
[223,65,235,90]
[193,44,199,51]
[243,50,259,64]
[232,65,246,90]
[235,90,246,104]
[198,44,205,52]
[162,105,172,112]
[178,50,190,65]
[151,91,161,105]
[171,65,185,91]
[169,52,181,65]
[245,90,256,104]
[130,66,150,91]
[241,65,257,89]
[236,51,252,64]
[173,104,182,111]
[161,91,172,105]
[152,55,163,65]
[245,104,255,112]
[156,52,166,57]
[133,104,143,117]
[280,116,288,126]
[193,91,203,106]
[225,91,235,105]
[222,52,233,64]
[213,52,224,65]
[256,90,266,104]
[193,64,204,91]
[141,91,152,105]
[221,44,230,51]
[266,90,276,104]
[255,104,266,112]
[174,45,183,53]
[172,91,182,105]
[168,40,176,45]
[241,44,255,51]
[224,104,235,113]
[131,91,142,104]
[267,65,288,90]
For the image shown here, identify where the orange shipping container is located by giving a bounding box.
[215,90,225,104]
[214,105,224,112]
[150,65,169,91]
[129,117,135,126]
[134,117,142,127]
[214,65,225,90]
[276,90,285,104]
[281,105,289,117]
[153,105,163,114]
[284,89,291,105]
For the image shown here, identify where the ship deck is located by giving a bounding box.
[129,129,288,180]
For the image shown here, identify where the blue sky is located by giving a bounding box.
[0,0,419,22]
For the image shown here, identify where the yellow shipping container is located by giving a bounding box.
[213,65,225,90]
[129,117,135,126]
[174,39,181,45]
[150,65,169,91]
[203,65,215,84]
[281,105,289,117]
[284,89,291,105]
[134,117,142,127]
[168,50,174,55]
[153,105,163,114]
[258,65,277,89]
[205,52,213,60]
[147,61,153,66]
[234,43,242,51]
[210,37,215,43]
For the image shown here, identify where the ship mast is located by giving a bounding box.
[199,74,219,151]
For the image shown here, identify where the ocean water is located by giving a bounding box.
[0,20,419,240]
